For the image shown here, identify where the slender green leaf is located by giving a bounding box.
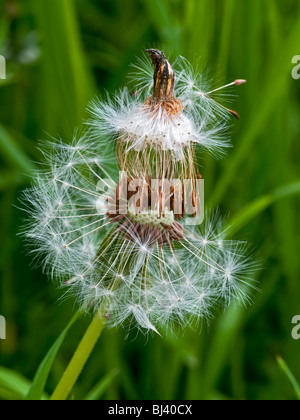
[226,180,300,235]
[0,367,32,400]
[277,356,300,400]
[202,304,246,398]
[0,125,35,176]
[32,0,94,136]
[84,368,119,400]
[25,312,80,401]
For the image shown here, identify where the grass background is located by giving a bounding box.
[0,0,300,400]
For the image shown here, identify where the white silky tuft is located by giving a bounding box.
[87,54,236,161]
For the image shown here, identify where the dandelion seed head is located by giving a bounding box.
[128,207,174,228]
[21,51,256,335]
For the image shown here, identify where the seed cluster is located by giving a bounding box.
[106,172,202,246]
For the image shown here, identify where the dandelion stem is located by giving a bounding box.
[50,310,106,401]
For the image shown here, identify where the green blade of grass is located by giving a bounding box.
[143,0,181,45]
[217,0,237,72]
[25,311,80,401]
[84,368,119,401]
[277,356,300,400]
[32,0,94,136]
[0,125,35,176]
[226,180,300,235]
[202,303,246,398]
[0,367,32,400]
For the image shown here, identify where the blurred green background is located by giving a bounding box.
[0,0,300,400]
